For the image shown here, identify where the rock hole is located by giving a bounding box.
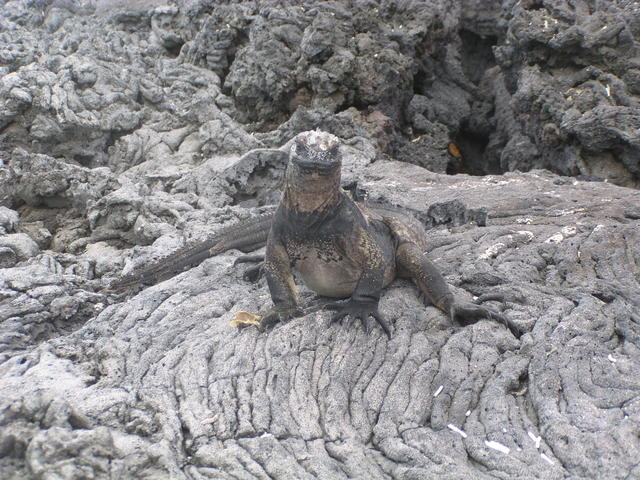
[592,291,615,304]
[413,68,431,95]
[511,370,529,395]
[451,124,498,175]
[219,28,250,94]
[522,0,545,10]
[73,153,95,167]
[165,40,184,58]
[446,158,461,175]
[459,29,497,86]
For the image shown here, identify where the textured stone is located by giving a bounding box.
[1,1,639,479]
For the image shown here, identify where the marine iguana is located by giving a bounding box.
[112,130,520,338]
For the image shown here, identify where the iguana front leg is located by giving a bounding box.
[261,237,302,327]
[396,242,522,338]
[326,230,392,338]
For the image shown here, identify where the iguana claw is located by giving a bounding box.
[326,300,391,338]
[450,301,521,338]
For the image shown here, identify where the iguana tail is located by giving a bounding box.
[109,212,274,290]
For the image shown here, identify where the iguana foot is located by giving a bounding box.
[417,291,433,307]
[234,254,265,282]
[450,301,521,338]
[326,300,391,338]
[259,306,304,328]
[242,264,263,282]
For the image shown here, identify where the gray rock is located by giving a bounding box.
[0,206,19,234]
[2,156,638,480]
[0,233,39,267]
[490,2,640,187]
[1,1,640,479]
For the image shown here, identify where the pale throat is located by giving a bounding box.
[283,165,342,212]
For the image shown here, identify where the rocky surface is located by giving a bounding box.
[1,1,639,479]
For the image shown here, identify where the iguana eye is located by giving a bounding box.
[294,139,310,156]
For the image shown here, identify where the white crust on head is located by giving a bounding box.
[295,130,340,151]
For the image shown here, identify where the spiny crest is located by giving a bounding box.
[294,130,340,152]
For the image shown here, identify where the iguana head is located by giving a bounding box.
[290,130,342,173]
[283,130,343,212]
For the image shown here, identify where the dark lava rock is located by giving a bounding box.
[1,1,640,479]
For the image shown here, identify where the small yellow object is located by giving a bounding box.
[448,142,462,159]
[230,311,262,327]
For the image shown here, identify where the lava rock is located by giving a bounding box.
[1,2,640,480]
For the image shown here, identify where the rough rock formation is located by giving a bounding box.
[1,1,639,479]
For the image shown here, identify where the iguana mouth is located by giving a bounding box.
[291,157,338,172]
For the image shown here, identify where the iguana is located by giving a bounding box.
[111,130,521,338]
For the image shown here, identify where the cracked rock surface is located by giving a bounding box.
[1,1,640,479]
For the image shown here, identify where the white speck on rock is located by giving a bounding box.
[528,431,541,449]
[485,440,510,454]
[447,424,467,438]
